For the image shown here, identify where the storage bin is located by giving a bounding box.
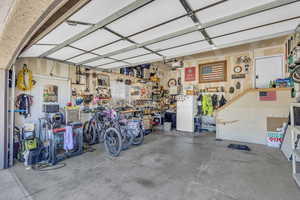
[164,122,172,132]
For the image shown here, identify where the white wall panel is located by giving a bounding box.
[196,0,276,23]
[71,29,120,51]
[146,31,204,51]
[20,45,56,57]
[110,80,130,100]
[47,47,84,60]
[92,40,133,56]
[69,0,136,24]
[213,18,300,46]
[37,22,89,44]
[111,48,150,60]
[85,58,115,67]
[186,0,221,10]
[125,54,162,64]
[216,89,292,145]
[15,76,70,128]
[67,53,98,63]
[98,62,128,69]
[106,0,187,36]
[160,41,211,58]
[130,17,195,43]
[206,2,300,37]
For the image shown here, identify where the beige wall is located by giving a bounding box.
[14,58,71,127]
[0,0,16,35]
[155,36,288,101]
[181,36,287,101]
[216,88,292,145]
[15,57,70,78]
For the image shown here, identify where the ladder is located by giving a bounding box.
[290,103,300,187]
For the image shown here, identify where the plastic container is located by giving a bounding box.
[164,122,172,132]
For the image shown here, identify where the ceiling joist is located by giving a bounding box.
[39,0,154,57]
[19,0,300,69]
[77,0,299,66]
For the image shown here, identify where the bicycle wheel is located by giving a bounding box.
[104,127,122,157]
[290,65,300,83]
[132,128,144,145]
[90,121,98,144]
[121,133,133,150]
[83,121,97,145]
[83,121,92,144]
[96,122,104,143]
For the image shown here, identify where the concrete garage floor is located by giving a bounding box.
[2,132,300,200]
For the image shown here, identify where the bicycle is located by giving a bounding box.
[82,107,106,145]
[103,108,144,157]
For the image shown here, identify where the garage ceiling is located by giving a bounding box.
[20,0,300,69]
[0,0,16,35]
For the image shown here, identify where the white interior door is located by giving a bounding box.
[176,96,195,132]
[255,55,283,88]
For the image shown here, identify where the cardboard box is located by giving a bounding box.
[267,131,284,148]
[266,117,288,148]
[267,117,288,132]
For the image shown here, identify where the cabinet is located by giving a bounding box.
[176,95,197,132]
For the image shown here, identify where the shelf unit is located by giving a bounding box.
[290,103,300,187]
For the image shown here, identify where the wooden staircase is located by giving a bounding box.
[216,87,292,145]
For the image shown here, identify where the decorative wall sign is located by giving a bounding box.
[236,56,251,64]
[206,87,219,92]
[231,74,246,79]
[97,74,110,87]
[43,85,58,102]
[259,91,277,101]
[233,66,243,73]
[199,61,227,83]
[168,78,177,87]
[184,67,196,81]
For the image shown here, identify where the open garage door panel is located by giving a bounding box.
[19,0,300,69]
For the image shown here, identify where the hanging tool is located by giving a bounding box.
[16,64,33,91]
[219,95,227,107]
[15,94,33,118]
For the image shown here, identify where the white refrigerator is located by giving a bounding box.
[176,95,197,132]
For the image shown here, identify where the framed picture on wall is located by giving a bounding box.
[43,85,58,102]
[97,74,110,87]
[184,67,196,81]
[199,61,227,83]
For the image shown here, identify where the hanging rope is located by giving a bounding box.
[16,64,33,91]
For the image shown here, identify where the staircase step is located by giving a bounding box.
[293,173,300,187]
[294,149,300,158]
[294,126,300,133]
